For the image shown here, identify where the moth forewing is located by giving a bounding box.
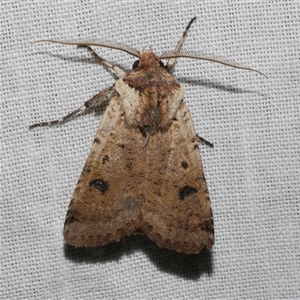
[141,102,214,253]
[64,95,145,247]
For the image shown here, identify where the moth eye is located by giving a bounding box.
[132,60,140,70]
[159,60,165,68]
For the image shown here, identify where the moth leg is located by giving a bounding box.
[197,134,214,148]
[166,17,197,71]
[81,45,126,77]
[29,86,115,129]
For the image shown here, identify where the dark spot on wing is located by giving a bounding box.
[181,161,188,169]
[126,161,133,170]
[64,211,78,226]
[179,185,197,200]
[202,219,214,234]
[93,137,100,144]
[90,178,109,194]
[102,155,109,165]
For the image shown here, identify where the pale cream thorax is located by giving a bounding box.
[115,79,185,129]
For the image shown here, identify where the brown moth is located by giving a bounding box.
[30,17,266,254]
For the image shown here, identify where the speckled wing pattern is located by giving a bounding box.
[142,102,214,254]
[64,93,214,254]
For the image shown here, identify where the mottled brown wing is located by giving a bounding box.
[141,103,214,254]
[64,95,146,247]
[64,96,214,254]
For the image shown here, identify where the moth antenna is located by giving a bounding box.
[33,39,141,58]
[166,16,197,70]
[160,50,268,78]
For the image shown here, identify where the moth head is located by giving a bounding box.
[132,51,165,70]
[132,58,165,70]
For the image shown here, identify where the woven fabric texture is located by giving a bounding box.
[2,2,299,299]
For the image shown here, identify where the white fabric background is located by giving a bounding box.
[2,2,299,299]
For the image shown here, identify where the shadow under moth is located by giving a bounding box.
[30,17,266,254]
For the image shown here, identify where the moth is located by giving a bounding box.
[30,17,266,254]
